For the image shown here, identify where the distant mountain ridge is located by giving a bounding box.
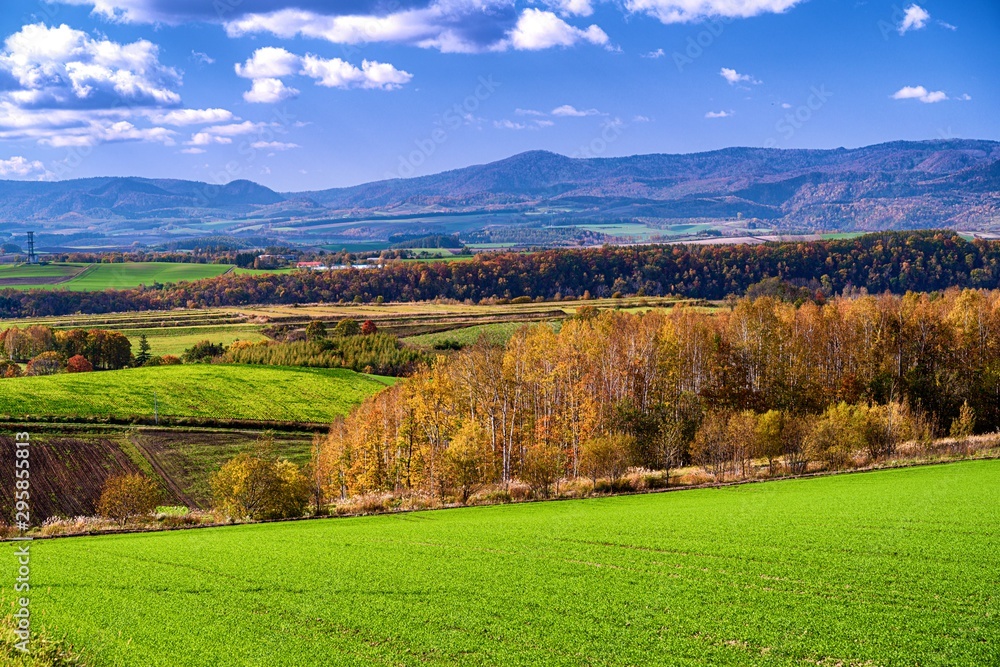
[1,140,998,233]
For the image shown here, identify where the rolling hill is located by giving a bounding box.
[1,140,998,248]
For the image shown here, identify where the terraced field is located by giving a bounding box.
[11,460,998,666]
[0,262,234,290]
[0,364,391,423]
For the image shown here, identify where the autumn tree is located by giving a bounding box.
[333,319,361,337]
[211,443,311,521]
[361,320,378,335]
[579,434,632,490]
[441,421,491,502]
[305,321,328,341]
[97,474,161,527]
[66,354,93,373]
[25,351,63,376]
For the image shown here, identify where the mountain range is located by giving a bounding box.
[1,139,998,248]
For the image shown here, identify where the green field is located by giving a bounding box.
[0,364,390,422]
[10,461,998,666]
[403,321,560,348]
[120,324,269,356]
[0,262,235,291]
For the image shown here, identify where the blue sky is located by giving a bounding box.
[0,0,996,191]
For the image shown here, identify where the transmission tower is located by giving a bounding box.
[27,231,37,264]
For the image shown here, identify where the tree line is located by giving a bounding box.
[0,326,132,376]
[3,231,999,317]
[313,289,998,503]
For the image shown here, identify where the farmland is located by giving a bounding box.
[0,364,391,423]
[0,262,234,291]
[11,460,999,666]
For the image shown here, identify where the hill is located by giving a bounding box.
[0,364,391,424]
[1,140,998,250]
[17,460,1000,666]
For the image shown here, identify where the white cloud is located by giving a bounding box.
[0,155,47,178]
[552,104,601,117]
[705,110,732,118]
[250,140,299,150]
[0,23,180,109]
[515,108,546,116]
[244,77,300,104]
[781,102,792,109]
[892,85,947,103]
[148,108,234,125]
[632,114,651,122]
[548,0,594,17]
[642,48,665,59]
[301,56,412,90]
[180,147,205,154]
[625,0,804,24]
[720,67,760,85]
[938,21,957,31]
[191,50,214,65]
[898,4,930,34]
[958,93,972,101]
[235,47,301,79]
[494,118,552,130]
[186,121,274,146]
[505,9,609,50]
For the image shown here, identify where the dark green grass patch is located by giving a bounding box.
[10,460,1000,666]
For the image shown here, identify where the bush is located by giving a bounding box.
[0,360,22,378]
[97,473,161,527]
[26,351,64,376]
[65,354,93,373]
[361,320,378,335]
[333,319,362,337]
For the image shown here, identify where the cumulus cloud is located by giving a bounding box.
[0,23,180,110]
[705,110,732,118]
[898,4,930,34]
[235,47,412,101]
[302,56,412,90]
[548,0,594,17]
[494,118,552,130]
[552,104,601,117]
[720,67,760,85]
[625,0,804,24]
[244,78,300,103]
[642,48,665,58]
[892,85,947,103]
[506,9,608,50]
[0,23,231,148]
[0,155,47,178]
[235,47,301,79]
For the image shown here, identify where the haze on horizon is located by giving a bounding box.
[0,0,996,191]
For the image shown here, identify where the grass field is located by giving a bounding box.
[0,364,390,422]
[403,321,560,348]
[0,262,234,291]
[8,460,997,666]
[120,324,268,356]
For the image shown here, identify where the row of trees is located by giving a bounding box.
[0,326,132,375]
[313,289,998,502]
[3,232,999,317]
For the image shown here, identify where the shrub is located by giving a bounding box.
[26,351,64,376]
[305,321,327,341]
[97,473,161,527]
[333,319,362,337]
[361,320,378,335]
[0,360,22,378]
[65,354,93,373]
